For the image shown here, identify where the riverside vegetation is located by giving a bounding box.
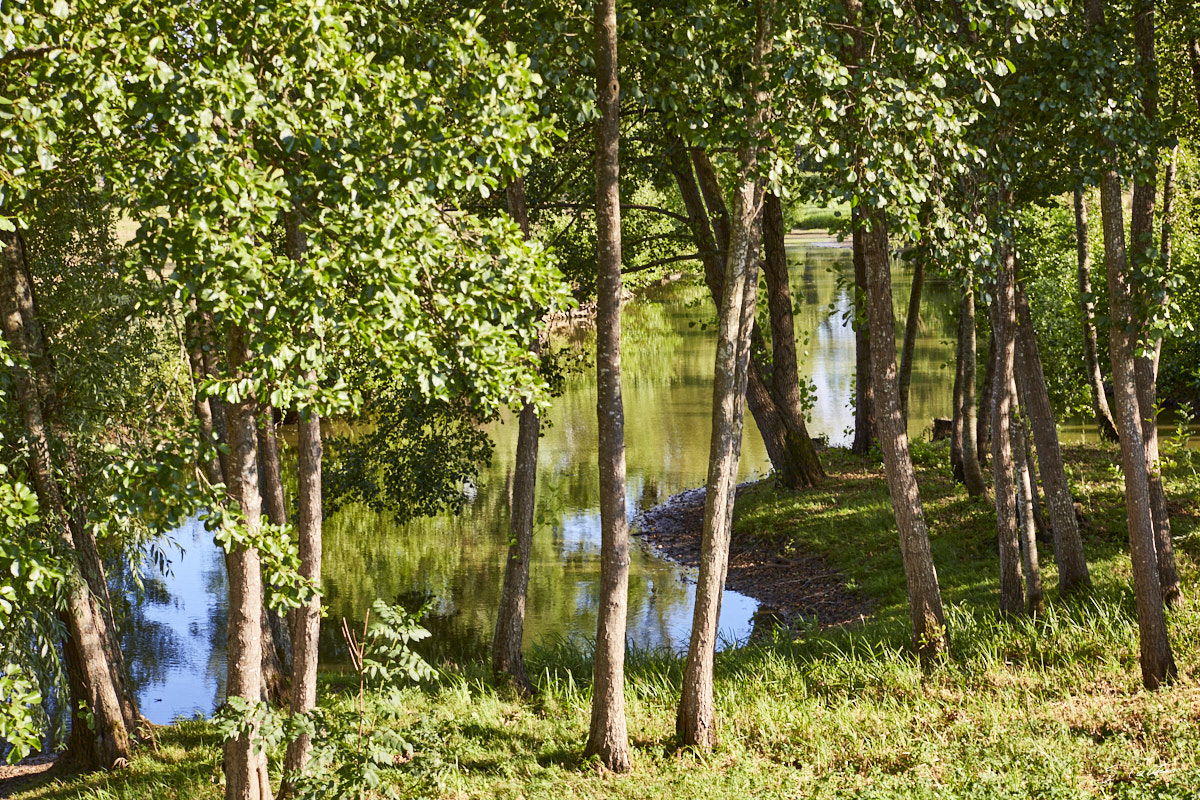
[9,435,1200,799]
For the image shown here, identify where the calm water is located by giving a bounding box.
[123,242,961,724]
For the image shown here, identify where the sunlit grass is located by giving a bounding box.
[15,442,1200,799]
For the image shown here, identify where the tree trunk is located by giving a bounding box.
[960,290,988,497]
[257,408,292,698]
[860,209,950,659]
[1075,189,1120,442]
[1130,84,1179,607]
[1190,37,1200,115]
[677,178,762,752]
[682,148,822,488]
[851,207,875,455]
[0,230,134,771]
[223,326,274,800]
[762,192,824,485]
[1021,410,1049,540]
[1014,285,1091,593]
[283,401,322,787]
[977,325,994,465]
[990,207,1026,617]
[186,310,225,489]
[951,298,967,483]
[584,0,631,772]
[898,256,925,423]
[279,207,324,790]
[1012,410,1044,617]
[678,0,771,750]
[492,176,540,695]
[1085,0,1176,690]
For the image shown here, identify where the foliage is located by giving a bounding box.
[0,466,64,764]
[1015,196,1098,420]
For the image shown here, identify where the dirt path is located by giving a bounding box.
[633,483,873,634]
[0,754,56,797]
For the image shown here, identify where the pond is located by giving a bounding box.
[122,240,961,724]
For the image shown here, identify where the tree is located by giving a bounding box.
[1073,190,1121,441]
[492,176,541,696]
[1083,0,1177,690]
[584,0,632,772]
[676,0,773,750]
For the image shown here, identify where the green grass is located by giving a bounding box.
[787,201,852,231]
[15,442,1200,799]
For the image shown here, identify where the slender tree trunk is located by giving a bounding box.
[1012,409,1044,617]
[677,180,762,752]
[1086,0,1176,688]
[1,230,134,771]
[283,400,322,787]
[960,290,988,497]
[280,208,324,790]
[492,176,540,695]
[861,210,950,659]
[898,257,925,423]
[1014,285,1091,593]
[851,202,875,455]
[678,1,772,749]
[685,148,822,487]
[1190,37,1200,115]
[990,206,1026,617]
[186,311,225,488]
[977,325,994,465]
[1131,131,1179,607]
[1020,409,1049,539]
[257,408,292,698]
[223,326,274,800]
[951,300,967,483]
[762,192,824,485]
[584,0,631,771]
[1075,190,1120,442]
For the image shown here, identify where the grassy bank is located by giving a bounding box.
[12,441,1200,799]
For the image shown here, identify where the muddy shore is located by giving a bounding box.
[632,482,873,634]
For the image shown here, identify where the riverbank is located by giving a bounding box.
[633,482,873,631]
[11,440,1200,800]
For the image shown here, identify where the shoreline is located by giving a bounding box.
[632,481,874,634]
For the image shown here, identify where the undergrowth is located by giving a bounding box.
[13,442,1200,799]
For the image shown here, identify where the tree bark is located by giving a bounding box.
[283,401,322,787]
[898,256,925,424]
[951,299,967,483]
[678,0,771,750]
[990,207,1026,617]
[677,179,762,752]
[1190,37,1200,116]
[1129,30,1179,606]
[680,147,822,487]
[186,310,225,489]
[1074,189,1120,442]
[977,325,994,465]
[1011,409,1044,617]
[257,408,292,699]
[223,326,274,800]
[1085,0,1176,690]
[1014,285,1091,594]
[1,230,134,771]
[584,0,631,772]
[861,210,950,659]
[960,290,988,497]
[851,213,875,455]
[279,207,323,791]
[492,176,540,696]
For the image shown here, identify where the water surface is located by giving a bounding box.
[125,242,960,724]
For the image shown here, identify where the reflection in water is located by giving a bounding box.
[124,243,956,723]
